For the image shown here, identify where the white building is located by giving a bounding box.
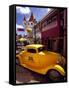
[23,13,37,43]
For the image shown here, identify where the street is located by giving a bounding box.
[16,48,66,84]
[16,64,50,84]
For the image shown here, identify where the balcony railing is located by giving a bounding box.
[42,21,57,32]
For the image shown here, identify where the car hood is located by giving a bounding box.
[38,50,60,67]
[39,50,59,56]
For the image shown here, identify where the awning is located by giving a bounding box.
[19,38,27,42]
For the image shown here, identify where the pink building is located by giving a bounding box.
[34,8,67,57]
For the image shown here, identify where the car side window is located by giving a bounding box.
[27,49,36,53]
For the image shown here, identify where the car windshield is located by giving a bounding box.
[38,46,46,52]
[27,48,36,53]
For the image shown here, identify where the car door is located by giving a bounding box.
[24,48,37,68]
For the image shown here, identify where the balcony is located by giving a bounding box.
[42,21,57,32]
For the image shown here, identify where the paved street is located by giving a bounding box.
[16,64,50,84]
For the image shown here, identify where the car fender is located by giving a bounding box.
[53,65,65,76]
[46,65,65,76]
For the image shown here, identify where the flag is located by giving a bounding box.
[17,28,24,31]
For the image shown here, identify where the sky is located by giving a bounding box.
[16,6,51,36]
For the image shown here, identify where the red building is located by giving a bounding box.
[34,8,67,57]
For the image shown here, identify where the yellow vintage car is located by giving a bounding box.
[16,44,66,81]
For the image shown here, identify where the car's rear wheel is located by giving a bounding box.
[16,58,20,65]
[47,69,63,82]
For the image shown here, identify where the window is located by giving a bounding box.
[42,23,46,28]
[31,22,33,25]
[38,46,46,52]
[45,21,47,26]
[45,19,50,25]
[51,15,57,22]
[27,48,36,53]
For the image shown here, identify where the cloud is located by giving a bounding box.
[16,24,24,30]
[16,6,31,14]
[47,8,51,12]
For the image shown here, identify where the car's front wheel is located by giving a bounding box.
[47,69,64,82]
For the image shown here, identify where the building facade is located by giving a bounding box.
[23,13,37,44]
[34,8,67,57]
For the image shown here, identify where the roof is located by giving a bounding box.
[41,9,57,23]
[29,13,35,22]
[26,44,43,49]
[23,16,26,21]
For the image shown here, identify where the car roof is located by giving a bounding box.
[26,44,44,49]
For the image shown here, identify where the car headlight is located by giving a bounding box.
[56,56,66,67]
